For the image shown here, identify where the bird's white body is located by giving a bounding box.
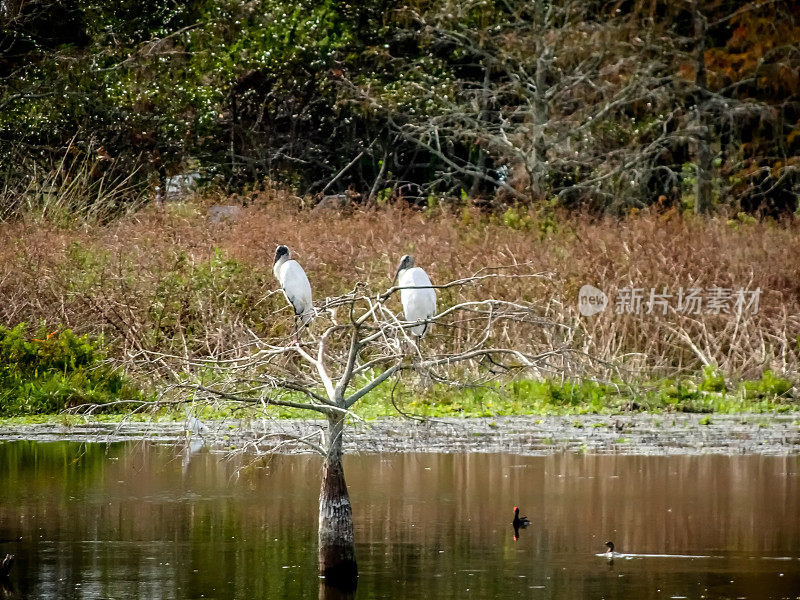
[397,266,437,336]
[274,257,313,325]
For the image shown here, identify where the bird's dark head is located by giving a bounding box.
[274,245,290,265]
[393,254,415,284]
[514,506,519,515]
[604,541,614,552]
[399,254,414,270]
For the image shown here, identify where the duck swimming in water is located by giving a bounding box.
[512,506,531,540]
[512,507,531,528]
[602,541,620,560]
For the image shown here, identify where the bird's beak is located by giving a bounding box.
[392,265,401,286]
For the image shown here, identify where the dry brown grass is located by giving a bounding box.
[1,191,797,381]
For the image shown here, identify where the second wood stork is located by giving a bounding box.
[393,254,437,337]
[273,245,313,339]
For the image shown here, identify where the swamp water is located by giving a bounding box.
[0,441,798,599]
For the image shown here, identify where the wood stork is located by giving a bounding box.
[393,254,437,337]
[273,245,313,339]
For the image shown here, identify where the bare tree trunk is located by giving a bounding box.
[468,66,492,199]
[531,0,551,203]
[318,413,357,585]
[694,122,712,214]
[229,91,239,182]
[692,0,712,215]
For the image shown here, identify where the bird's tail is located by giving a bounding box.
[299,309,314,327]
[412,319,432,337]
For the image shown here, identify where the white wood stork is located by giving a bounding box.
[393,254,437,337]
[273,245,313,339]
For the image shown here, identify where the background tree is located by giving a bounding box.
[366,0,800,213]
[1,0,798,215]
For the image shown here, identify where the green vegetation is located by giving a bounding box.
[1,368,795,425]
[0,324,140,416]
[346,375,797,419]
[742,370,794,400]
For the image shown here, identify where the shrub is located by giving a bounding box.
[0,324,140,415]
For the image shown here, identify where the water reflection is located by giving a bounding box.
[0,578,16,600]
[319,579,357,600]
[0,441,798,599]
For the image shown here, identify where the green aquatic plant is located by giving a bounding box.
[741,370,794,400]
[699,365,726,393]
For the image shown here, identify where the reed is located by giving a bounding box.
[0,191,797,384]
[0,141,146,224]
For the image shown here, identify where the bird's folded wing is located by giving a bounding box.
[281,261,313,315]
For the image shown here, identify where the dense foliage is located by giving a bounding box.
[0,324,139,414]
[1,0,798,214]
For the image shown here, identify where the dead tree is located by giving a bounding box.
[99,271,593,587]
[691,0,712,215]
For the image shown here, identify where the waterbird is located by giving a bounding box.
[597,542,712,561]
[182,416,208,475]
[393,254,437,337]
[512,506,531,540]
[273,245,313,341]
[186,415,209,436]
[602,541,619,560]
[512,506,531,528]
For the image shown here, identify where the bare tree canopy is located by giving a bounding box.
[78,268,594,584]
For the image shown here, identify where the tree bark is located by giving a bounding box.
[531,0,551,203]
[692,0,712,215]
[468,65,492,198]
[318,414,357,585]
[694,121,712,214]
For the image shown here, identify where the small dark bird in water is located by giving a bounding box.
[513,506,531,528]
[512,506,531,540]
[603,541,618,560]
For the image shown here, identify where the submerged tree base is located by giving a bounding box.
[318,415,358,585]
[319,578,357,600]
[319,555,358,587]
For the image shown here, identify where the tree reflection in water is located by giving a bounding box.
[319,578,357,600]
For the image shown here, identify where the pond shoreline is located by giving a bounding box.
[1,413,799,455]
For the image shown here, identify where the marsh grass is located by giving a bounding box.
[0,142,146,224]
[0,191,798,408]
